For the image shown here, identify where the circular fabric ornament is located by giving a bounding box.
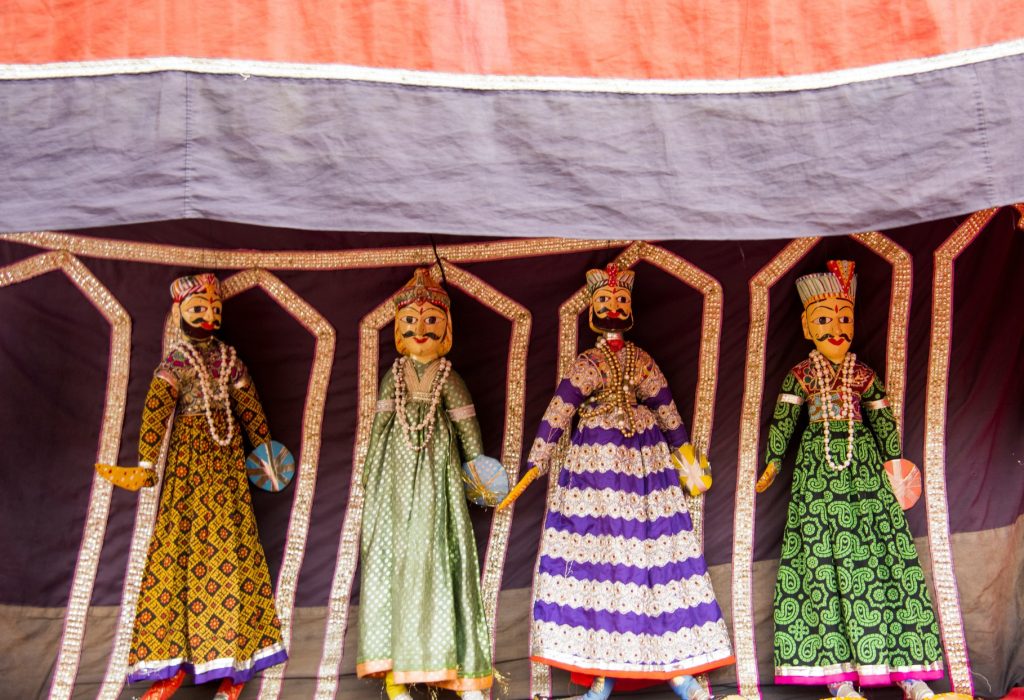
[461,455,510,507]
[884,458,922,510]
[246,440,296,492]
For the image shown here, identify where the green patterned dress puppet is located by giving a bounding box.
[96,274,288,700]
[755,261,962,700]
[357,269,496,699]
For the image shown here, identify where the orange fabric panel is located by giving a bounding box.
[1,0,1022,78]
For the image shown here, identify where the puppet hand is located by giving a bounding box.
[755,462,778,493]
[95,463,157,491]
[672,443,712,496]
[496,467,540,511]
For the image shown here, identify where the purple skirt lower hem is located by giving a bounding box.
[127,649,288,686]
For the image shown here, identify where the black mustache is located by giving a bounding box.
[815,333,852,342]
[402,330,442,340]
[594,307,631,318]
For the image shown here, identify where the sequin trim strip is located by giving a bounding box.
[6,231,622,271]
[922,208,999,696]
[216,271,336,700]
[545,242,722,699]
[732,237,820,698]
[0,252,132,700]
[851,232,913,429]
[778,393,804,405]
[315,262,530,700]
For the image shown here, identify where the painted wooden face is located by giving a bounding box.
[802,296,854,363]
[589,285,633,333]
[178,286,223,340]
[395,301,451,362]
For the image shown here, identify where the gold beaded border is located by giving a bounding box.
[5,231,623,271]
[100,269,336,700]
[220,271,337,700]
[923,208,1000,696]
[0,252,132,700]
[315,262,530,700]
[851,233,913,428]
[731,237,820,698]
[533,242,723,697]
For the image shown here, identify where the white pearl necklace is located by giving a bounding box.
[810,349,857,471]
[174,339,237,448]
[393,356,451,452]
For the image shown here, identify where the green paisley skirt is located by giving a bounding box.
[773,421,944,686]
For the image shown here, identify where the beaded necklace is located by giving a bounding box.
[174,338,237,447]
[393,356,451,451]
[594,337,639,438]
[810,349,856,471]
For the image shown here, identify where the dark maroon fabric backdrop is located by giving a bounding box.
[0,212,1021,610]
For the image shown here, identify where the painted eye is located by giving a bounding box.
[403,315,416,324]
[838,316,851,323]
[815,316,830,324]
[424,317,439,325]
[617,295,628,304]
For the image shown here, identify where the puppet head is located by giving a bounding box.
[587,263,635,334]
[393,268,452,363]
[796,260,857,364]
[171,273,223,341]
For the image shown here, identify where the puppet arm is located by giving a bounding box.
[95,374,177,491]
[757,371,804,493]
[229,364,272,448]
[497,355,595,510]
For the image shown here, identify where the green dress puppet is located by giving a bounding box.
[356,269,494,699]
[756,261,957,700]
[98,274,288,700]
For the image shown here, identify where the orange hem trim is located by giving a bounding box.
[532,655,736,680]
[356,660,391,677]
[435,675,494,691]
[356,660,491,689]
[392,668,457,684]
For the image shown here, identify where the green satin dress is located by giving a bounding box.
[356,358,493,692]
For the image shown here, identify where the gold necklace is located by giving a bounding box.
[596,338,639,437]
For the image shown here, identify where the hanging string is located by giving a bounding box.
[430,236,449,289]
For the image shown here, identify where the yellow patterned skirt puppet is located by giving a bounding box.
[100,274,287,700]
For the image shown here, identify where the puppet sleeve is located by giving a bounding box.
[526,354,601,475]
[763,371,806,470]
[229,360,272,448]
[638,352,690,450]
[862,374,902,461]
[443,369,485,462]
[137,374,179,465]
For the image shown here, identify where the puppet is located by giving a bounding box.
[356,268,497,699]
[500,264,733,700]
[755,261,959,700]
[97,273,288,700]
